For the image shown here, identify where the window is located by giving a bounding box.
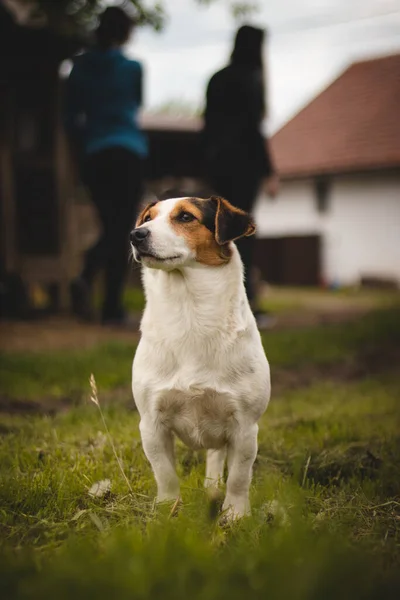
[315,177,331,214]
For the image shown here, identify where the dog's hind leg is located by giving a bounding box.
[222,424,258,519]
[139,419,180,503]
[205,447,226,490]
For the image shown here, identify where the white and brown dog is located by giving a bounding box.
[131,196,271,519]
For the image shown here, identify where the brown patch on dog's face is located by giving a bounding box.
[169,198,229,266]
[135,202,160,227]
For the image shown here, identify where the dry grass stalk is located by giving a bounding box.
[89,374,133,494]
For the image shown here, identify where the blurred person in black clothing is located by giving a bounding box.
[203,25,279,328]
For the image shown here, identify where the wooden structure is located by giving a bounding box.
[0,6,77,309]
[141,114,203,182]
[0,7,205,314]
[254,235,321,286]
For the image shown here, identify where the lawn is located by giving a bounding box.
[0,304,399,599]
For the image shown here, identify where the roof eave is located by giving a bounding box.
[277,163,400,182]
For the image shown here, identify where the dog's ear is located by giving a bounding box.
[211,196,256,245]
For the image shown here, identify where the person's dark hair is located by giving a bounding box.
[96,6,135,49]
[231,25,265,69]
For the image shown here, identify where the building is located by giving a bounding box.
[254,53,400,287]
[2,2,399,318]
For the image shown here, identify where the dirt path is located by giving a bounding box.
[0,307,372,353]
[2,287,398,353]
[0,316,141,353]
[2,285,398,353]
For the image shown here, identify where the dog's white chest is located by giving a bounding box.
[156,388,237,450]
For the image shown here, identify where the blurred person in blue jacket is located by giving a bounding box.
[65,5,147,326]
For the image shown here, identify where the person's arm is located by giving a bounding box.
[64,62,80,136]
[133,61,144,108]
[260,136,279,198]
[64,60,86,168]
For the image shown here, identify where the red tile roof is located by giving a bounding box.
[271,53,400,179]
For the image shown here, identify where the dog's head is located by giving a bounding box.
[130,196,255,270]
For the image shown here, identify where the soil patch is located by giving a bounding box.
[273,343,400,397]
[0,394,74,416]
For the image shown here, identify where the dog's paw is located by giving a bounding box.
[156,492,180,504]
[221,496,250,522]
[204,476,224,490]
[219,507,248,527]
[155,495,182,518]
[156,481,180,504]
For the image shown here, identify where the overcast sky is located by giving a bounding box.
[128,0,400,132]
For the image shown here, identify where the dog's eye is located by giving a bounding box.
[143,214,151,223]
[177,211,195,223]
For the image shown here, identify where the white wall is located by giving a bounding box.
[254,172,400,286]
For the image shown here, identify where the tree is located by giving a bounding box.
[196,0,259,22]
[5,0,165,33]
[4,0,259,35]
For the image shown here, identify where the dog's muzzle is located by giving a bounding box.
[130,227,150,249]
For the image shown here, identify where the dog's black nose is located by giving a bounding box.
[130,228,150,245]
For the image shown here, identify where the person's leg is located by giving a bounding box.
[81,151,115,286]
[101,150,143,323]
[71,150,113,320]
[235,235,256,308]
[209,170,260,308]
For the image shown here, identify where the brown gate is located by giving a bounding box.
[254,235,321,286]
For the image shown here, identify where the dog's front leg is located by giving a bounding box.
[140,419,180,503]
[223,424,258,519]
[205,448,227,490]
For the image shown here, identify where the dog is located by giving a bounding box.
[131,196,271,519]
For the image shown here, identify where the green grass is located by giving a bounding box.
[121,285,400,316]
[0,342,136,400]
[96,286,146,314]
[1,307,400,401]
[0,306,399,599]
[263,305,400,367]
